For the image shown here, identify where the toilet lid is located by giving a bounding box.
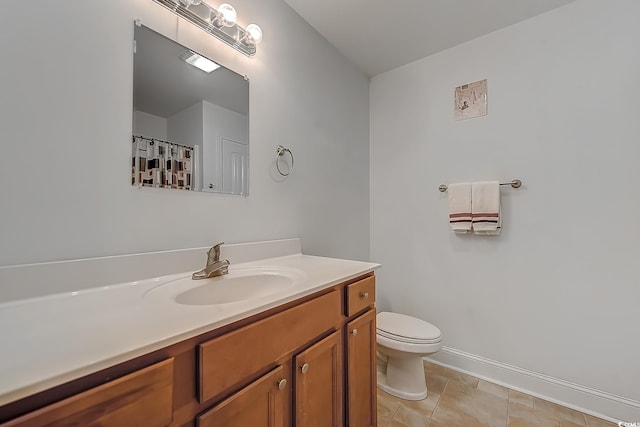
[377,312,442,344]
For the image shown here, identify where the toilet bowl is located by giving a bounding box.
[376,312,442,400]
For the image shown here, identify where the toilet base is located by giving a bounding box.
[377,355,428,401]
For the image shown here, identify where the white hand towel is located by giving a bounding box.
[472,181,501,235]
[448,183,472,234]
[474,207,502,235]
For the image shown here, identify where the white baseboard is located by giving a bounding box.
[425,346,640,424]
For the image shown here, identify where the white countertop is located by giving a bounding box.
[0,253,378,406]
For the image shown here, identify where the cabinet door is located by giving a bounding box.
[294,330,343,427]
[197,365,288,427]
[347,309,377,427]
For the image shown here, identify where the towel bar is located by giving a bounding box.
[438,179,521,193]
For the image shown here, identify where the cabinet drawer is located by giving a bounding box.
[199,290,341,403]
[346,276,375,317]
[4,358,174,427]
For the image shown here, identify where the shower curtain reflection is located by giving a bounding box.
[132,135,198,191]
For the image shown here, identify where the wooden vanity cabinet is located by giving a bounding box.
[0,273,377,427]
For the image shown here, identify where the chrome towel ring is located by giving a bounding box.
[276,145,294,176]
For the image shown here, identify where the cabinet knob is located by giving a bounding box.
[351,329,358,336]
[277,379,287,390]
[360,292,369,299]
[301,363,309,374]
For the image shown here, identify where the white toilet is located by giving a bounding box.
[376,312,442,400]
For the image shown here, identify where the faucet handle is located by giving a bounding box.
[209,242,224,262]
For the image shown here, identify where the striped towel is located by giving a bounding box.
[448,183,472,233]
[472,181,501,235]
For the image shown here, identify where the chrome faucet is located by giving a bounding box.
[192,242,230,280]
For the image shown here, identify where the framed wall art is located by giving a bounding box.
[454,79,487,121]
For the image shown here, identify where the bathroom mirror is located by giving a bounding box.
[132,24,249,195]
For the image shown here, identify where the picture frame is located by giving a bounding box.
[454,79,487,121]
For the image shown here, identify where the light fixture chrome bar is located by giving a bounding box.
[152,0,257,56]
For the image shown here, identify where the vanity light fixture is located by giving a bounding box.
[211,3,237,28]
[180,51,220,73]
[154,0,263,56]
[243,23,263,45]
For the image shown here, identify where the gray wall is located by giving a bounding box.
[370,0,639,419]
[0,0,370,266]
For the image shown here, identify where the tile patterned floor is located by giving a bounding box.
[377,361,618,427]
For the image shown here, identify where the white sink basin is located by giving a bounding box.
[144,266,306,306]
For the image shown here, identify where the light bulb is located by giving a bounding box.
[245,24,263,45]
[215,3,237,28]
[179,0,195,6]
